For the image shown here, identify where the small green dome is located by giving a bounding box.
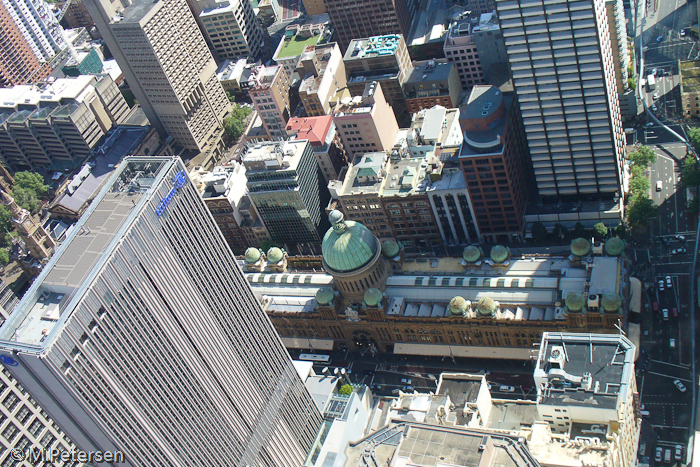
[490,245,510,263]
[381,240,400,258]
[315,287,335,305]
[601,292,623,312]
[604,237,625,256]
[364,288,383,307]
[448,296,468,315]
[322,211,378,272]
[267,247,284,263]
[571,238,591,257]
[476,297,496,316]
[565,292,585,312]
[245,247,261,263]
[463,245,483,263]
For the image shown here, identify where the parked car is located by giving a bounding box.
[499,385,516,393]
[681,28,689,36]
[665,449,672,463]
[673,307,678,317]
[653,92,659,100]
[672,247,687,254]
[656,180,663,191]
[676,234,686,241]
[645,122,654,128]
[662,309,669,320]
[675,445,683,461]
[401,378,412,384]
[674,379,687,392]
[658,279,664,291]
[656,447,663,462]
[651,104,658,111]
[670,338,676,349]
[666,276,672,288]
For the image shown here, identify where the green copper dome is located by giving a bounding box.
[571,238,591,257]
[316,287,335,305]
[322,210,378,272]
[245,247,261,263]
[463,245,483,263]
[382,240,400,258]
[490,245,510,263]
[601,292,623,312]
[565,292,585,312]
[476,297,496,316]
[364,288,383,307]
[604,237,625,256]
[267,247,284,263]
[448,296,468,315]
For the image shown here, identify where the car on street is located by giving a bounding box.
[499,385,516,392]
[672,248,686,254]
[674,379,687,392]
[658,279,664,291]
[653,92,659,100]
[666,276,672,288]
[651,68,658,75]
[681,28,689,36]
[651,104,657,111]
[673,307,678,317]
[656,180,663,191]
[662,308,669,320]
[676,234,686,241]
[676,445,683,461]
[670,338,676,349]
[656,447,663,462]
[652,301,659,312]
[665,449,672,463]
[645,122,654,128]
[657,35,663,42]
[401,378,412,384]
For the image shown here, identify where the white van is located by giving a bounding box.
[656,180,663,191]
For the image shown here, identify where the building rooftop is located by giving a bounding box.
[411,106,462,148]
[276,31,326,59]
[344,34,402,61]
[0,157,176,351]
[460,92,512,158]
[246,65,283,90]
[286,116,333,146]
[114,0,159,24]
[50,127,150,215]
[274,17,330,60]
[407,3,454,47]
[339,153,387,196]
[405,60,453,87]
[346,422,539,467]
[0,75,101,110]
[534,332,635,411]
[217,58,249,82]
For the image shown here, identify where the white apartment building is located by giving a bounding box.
[496,0,626,202]
[0,0,66,62]
[0,156,323,467]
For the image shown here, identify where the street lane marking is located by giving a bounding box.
[650,359,692,369]
[646,371,692,382]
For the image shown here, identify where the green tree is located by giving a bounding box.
[628,145,657,168]
[615,223,627,239]
[629,173,650,196]
[681,156,700,187]
[531,221,547,241]
[0,248,8,266]
[13,171,48,197]
[688,127,700,153]
[11,186,39,213]
[573,222,587,239]
[339,384,353,395]
[223,104,252,142]
[627,195,657,227]
[552,223,568,240]
[592,222,608,239]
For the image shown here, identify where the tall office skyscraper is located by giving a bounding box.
[0,157,322,466]
[82,0,231,151]
[496,0,625,203]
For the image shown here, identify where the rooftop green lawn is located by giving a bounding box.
[276,34,322,59]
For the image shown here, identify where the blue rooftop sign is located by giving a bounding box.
[155,170,187,217]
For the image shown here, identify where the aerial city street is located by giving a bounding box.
[0,0,698,465]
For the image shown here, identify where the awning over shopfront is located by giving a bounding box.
[394,343,534,360]
[281,337,334,351]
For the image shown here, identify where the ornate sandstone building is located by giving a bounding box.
[243,211,628,358]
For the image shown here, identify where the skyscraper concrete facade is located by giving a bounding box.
[83,0,231,151]
[0,1,51,87]
[0,156,322,467]
[0,0,66,63]
[496,0,626,203]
